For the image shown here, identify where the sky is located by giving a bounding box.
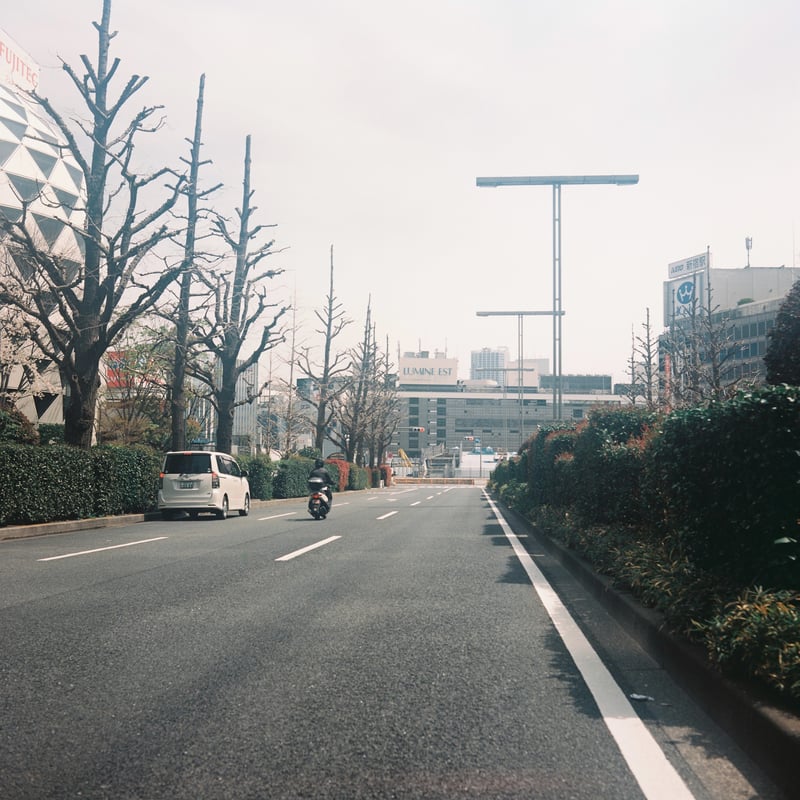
[3,0,799,384]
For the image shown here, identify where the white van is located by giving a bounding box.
[158,451,251,520]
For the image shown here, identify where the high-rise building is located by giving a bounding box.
[470,347,509,386]
[661,263,800,390]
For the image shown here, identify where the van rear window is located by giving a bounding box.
[163,453,212,474]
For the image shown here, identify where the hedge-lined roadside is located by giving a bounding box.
[489,385,800,707]
[0,444,393,527]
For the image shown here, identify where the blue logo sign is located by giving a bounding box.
[676,281,695,305]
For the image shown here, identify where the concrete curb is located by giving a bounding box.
[496,498,800,798]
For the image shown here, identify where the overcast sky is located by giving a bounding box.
[4,1,799,382]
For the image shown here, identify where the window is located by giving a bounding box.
[164,453,212,474]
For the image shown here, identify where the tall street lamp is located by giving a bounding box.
[476,174,639,418]
[476,310,562,439]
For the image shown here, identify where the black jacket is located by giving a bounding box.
[309,466,333,487]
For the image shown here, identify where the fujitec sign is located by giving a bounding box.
[0,27,39,91]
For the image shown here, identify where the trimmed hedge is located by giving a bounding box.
[239,454,276,500]
[0,443,377,526]
[646,386,800,587]
[0,444,94,525]
[272,456,316,499]
[91,445,160,516]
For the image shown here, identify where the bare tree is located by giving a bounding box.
[362,338,400,467]
[169,74,222,451]
[190,135,288,454]
[661,280,742,408]
[0,0,185,447]
[97,325,172,448]
[330,302,397,466]
[632,308,659,410]
[297,245,353,453]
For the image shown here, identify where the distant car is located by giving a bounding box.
[158,450,250,520]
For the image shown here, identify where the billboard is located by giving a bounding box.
[663,271,707,323]
[399,356,459,386]
[0,28,39,91]
[667,251,708,279]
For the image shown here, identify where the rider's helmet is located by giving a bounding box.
[315,458,325,468]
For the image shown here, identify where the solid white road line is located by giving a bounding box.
[37,537,168,562]
[484,492,695,800]
[275,536,341,562]
[258,512,297,521]
[376,511,398,520]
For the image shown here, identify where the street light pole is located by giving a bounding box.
[476,310,562,443]
[476,174,639,419]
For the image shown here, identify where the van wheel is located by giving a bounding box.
[216,497,228,520]
[239,494,250,517]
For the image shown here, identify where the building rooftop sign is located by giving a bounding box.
[0,27,40,92]
[668,251,708,279]
[399,356,458,387]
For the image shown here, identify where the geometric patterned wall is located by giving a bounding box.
[0,81,84,264]
[0,80,86,425]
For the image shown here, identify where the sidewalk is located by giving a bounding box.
[499,500,800,799]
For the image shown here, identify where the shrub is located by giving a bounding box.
[239,454,275,500]
[348,464,370,490]
[698,588,800,702]
[91,445,160,516]
[326,458,348,492]
[0,444,94,525]
[272,456,315,499]
[647,386,800,587]
[0,401,39,445]
[37,423,65,444]
[570,408,657,525]
[527,424,577,507]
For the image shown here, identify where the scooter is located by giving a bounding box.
[307,477,332,520]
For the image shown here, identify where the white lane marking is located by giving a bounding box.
[258,512,297,521]
[484,492,695,800]
[376,511,398,520]
[275,536,341,562]
[410,501,421,507]
[38,537,168,562]
[426,495,435,500]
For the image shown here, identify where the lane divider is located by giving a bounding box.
[275,536,341,562]
[38,537,168,562]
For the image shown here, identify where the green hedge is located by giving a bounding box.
[239,454,276,500]
[0,443,374,525]
[496,388,800,591]
[0,444,94,525]
[271,456,315,499]
[91,445,160,516]
[647,386,800,587]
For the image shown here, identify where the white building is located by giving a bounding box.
[0,27,85,426]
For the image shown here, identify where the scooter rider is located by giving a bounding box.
[309,458,334,506]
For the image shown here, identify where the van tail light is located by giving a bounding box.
[211,471,220,488]
[159,472,165,489]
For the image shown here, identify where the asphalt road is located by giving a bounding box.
[0,486,785,799]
